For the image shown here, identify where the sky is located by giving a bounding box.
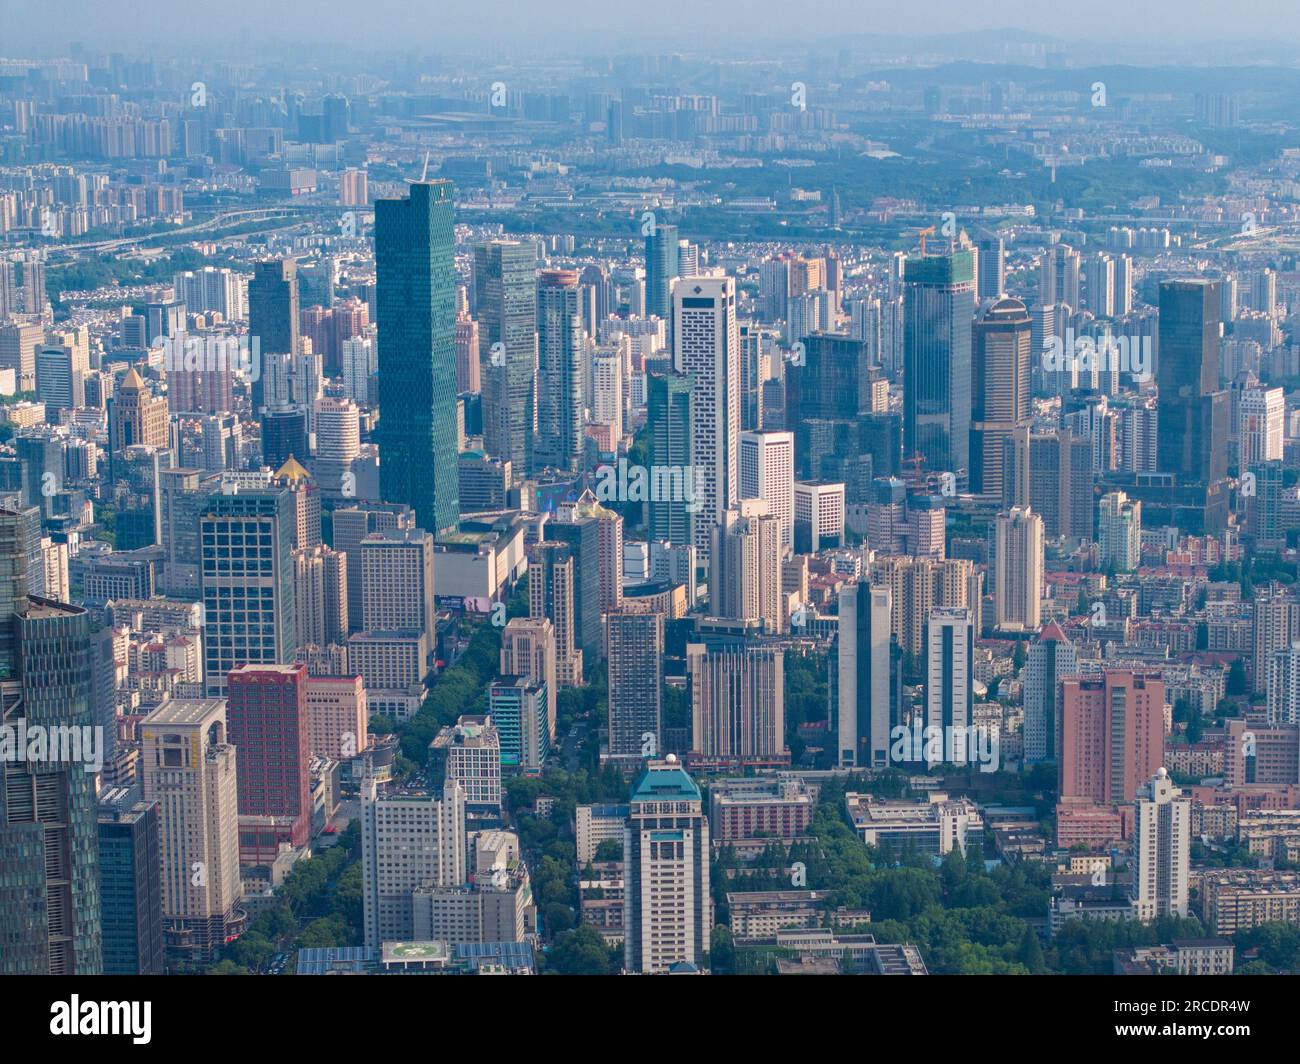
[11,0,1300,57]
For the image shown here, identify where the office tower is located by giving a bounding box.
[200,487,297,695]
[558,491,624,614]
[109,366,169,458]
[141,699,244,965]
[333,503,413,632]
[376,182,460,536]
[0,322,42,390]
[226,663,310,865]
[739,429,794,550]
[535,269,583,472]
[1084,253,1116,318]
[607,611,664,760]
[1042,243,1082,308]
[1131,769,1191,922]
[836,581,897,769]
[1059,672,1165,806]
[360,777,465,948]
[543,512,602,665]
[360,527,435,639]
[1023,621,1078,765]
[36,340,88,412]
[924,606,974,763]
[794,479,846,553]
[1156,279,1228,512]
[976,233,1005,300]
[993,506,1043,631]
[672,275,740,561]
[293,545,348,648]
[499,617,558,741]
[488,676,550,772]
[711,502,783,634]
[646,372,694,546]
[1239,386,1284,469]
[304,674,366,761]
[454,314,481,397]
[272,457,321,550]
[784,331,872,468]
[341,333,377,405]
[476,239,537,475]
[97,786,164,975]
[528,541,583,685]
[687,643,785,768]
[0,513,100,975]
[262,407,308,469]
[871,555,975,658]
[903,251,975,477]
[429,715,501,810]
[1266,642,1300,725]
[1246,459,1285,551]
[624,757,711,974]
[1098,491,1142,571]
[313,397,360,499]
[644,222,679,321]
[969,297,1031,497]
[248,258,300,414]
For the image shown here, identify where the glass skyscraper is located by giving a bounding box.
[376,181,460,536]
[903,251,975,478]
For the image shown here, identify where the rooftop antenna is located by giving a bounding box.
[420,150,431,182]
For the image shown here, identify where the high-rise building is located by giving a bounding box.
[359,527,436,641]
[528,541,583,686]
[542,512,602,665]
[1266,641,1300,726]
[624,757,710,974]
[1239,387,1285,469]
[646,372,695,547]
[476,240,538,475]
[836,581,897,769]
[293,544,348,649]
[969,297,1031,497]
[903,251,975,477]
[644,223,679,322]
[489,676,550,772]
[304,674,367,762]
[1023,622,1078,765]
[1098,490,1142,571]
[923,606,974,764]
[96,786,165,975]
[1130,768,1190,922]
[141,699,244,965]
[1042,243,1082,308]
[109,365,169,461]
[672,275,739,561]
[376,182,460,536]
[313,396,361,499]
[993,506,1043,632]
[535,269,583,472]
[606,611,664,760]
[248,259,300,414]
[687,643,785,768]
[739,429,794,551]
[1156,279,1228,527]
[226,663,311,865]
[976,233,1005,300]
[360,777,465,948]
[333,503,414,633]
[200,486,297,695]
[710,501,783,634]
[499,617,558,742]
[1059,672,1165,806]
[0,509,100,974]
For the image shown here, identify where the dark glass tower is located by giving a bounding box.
[97,786,164,974]
[0,508,100,974]
[903,251,975,477]
[376,181,460,536]
[535,269,583,472]
[646,372,694,546]
[1157,279,1227,487]
[644,223,679,321]
[247,258,299,415]
[475,239,538,476]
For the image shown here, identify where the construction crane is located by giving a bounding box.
[917,225,936,254]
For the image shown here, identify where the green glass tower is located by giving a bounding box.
[376,181,460,536]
